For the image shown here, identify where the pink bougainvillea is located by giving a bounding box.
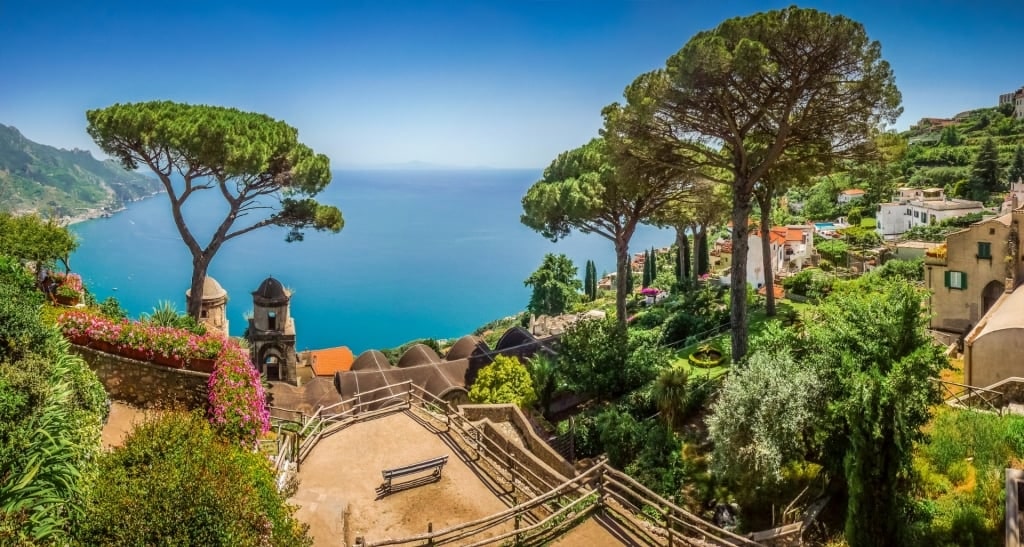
[57,310,225,362]
[207,341,270,447]
[58,310,269,447]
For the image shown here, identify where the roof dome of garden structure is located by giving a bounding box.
[185,276,227,302]
[350,350,393,372]
[253,276,289,306]
[397,344,442,368]
[445,335,488,361]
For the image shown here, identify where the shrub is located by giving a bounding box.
[76,412,310,546]
[468,354,537,408]
[96,296,128,320]
[207,342,270,447]
[0,344,106,544]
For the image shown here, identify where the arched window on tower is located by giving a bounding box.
[268,311,277,331]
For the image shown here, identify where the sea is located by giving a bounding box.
[69,169,671,354]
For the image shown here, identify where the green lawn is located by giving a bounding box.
[670,298,813,378]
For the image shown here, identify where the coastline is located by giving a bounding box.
[62,191,163,226]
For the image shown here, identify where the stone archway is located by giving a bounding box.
[259,345,285,381]
[982,280,1005,316]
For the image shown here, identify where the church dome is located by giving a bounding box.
[185,276,227,302]
[253,276,289,305]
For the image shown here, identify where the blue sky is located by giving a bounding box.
[2,1,1022,168]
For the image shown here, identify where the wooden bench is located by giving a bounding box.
[378,455,449,495]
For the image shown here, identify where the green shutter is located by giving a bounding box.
[961,272,966,290]
[944,270,950,288]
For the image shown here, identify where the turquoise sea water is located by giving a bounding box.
[69,169,671,354]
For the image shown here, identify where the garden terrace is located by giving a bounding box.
[283,380,760,546]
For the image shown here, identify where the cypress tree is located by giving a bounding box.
[642,250,651,288]
[1010,145,1024,185]
[680,232,691,281]
[968,137,1002,202]
[583,260,594,301]
[590,261,598,299]
[650,247,658,281]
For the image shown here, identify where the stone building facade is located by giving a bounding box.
[247,276,299,384]
[927,212,1019,334]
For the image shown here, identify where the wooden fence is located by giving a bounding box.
[273,379,764,546]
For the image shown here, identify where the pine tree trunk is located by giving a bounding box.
[677,227,690,281]
[695,227,709,276]
[758,191,777,317]
[187,256,210,320]
[614,238,631,328]
[729,190,754,362]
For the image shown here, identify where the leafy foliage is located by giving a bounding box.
[651,366,688,429]
[76,412,310,546]
[707,348,822,488]
[780,268,834,300]
[660,284,728,346]
[86,101,343,319]
[0,256,55,362]
[875,258,924,282]
[468,355,537,408]
[964,137,1003,203]
[523,253,581,317]
[0,257,106,544]
[649,6,901,360]
[558,318,666,399]
[706,279,944,545]
[901,212,985,242]
[207,342,271,448]
[0,212,78,273]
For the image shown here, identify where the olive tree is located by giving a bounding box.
[86,101,343,319]
[652,7,901,359]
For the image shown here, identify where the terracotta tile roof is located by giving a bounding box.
[310,346,355,376]
[758,284,786,299]
[785,227,807,242]
[840,188,866,195]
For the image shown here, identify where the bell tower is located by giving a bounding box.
[247,276,298,384]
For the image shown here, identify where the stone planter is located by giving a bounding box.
[153,353,186,369]
[188,357,216,373]
[54,294,80,306]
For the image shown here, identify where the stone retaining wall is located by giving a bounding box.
[460,404,575,484]
[70,345,209,409]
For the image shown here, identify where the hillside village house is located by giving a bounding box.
[927,204,1024,389]
[837,188,866,205]
[999,86,1024,119]
[876,187,985,239]
[727,225,815,288]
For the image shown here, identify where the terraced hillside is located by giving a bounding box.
[0,123,160,215]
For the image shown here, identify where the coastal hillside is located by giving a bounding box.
[0,123,160,216]
[899,105,1024,189]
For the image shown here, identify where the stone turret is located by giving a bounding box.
[185,276,229,336]
[247,276,298,384]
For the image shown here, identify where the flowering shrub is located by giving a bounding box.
[57,310,226,363]
[207,341,270,447]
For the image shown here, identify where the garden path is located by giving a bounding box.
[291,411,512,546]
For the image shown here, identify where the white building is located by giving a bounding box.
[1002,180,1024,214]
[999,87,1024,119]
[876,187,985,239]
[731,226,814,288]
[837,188,866,205]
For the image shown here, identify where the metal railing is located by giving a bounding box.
[930,378,1005,415]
